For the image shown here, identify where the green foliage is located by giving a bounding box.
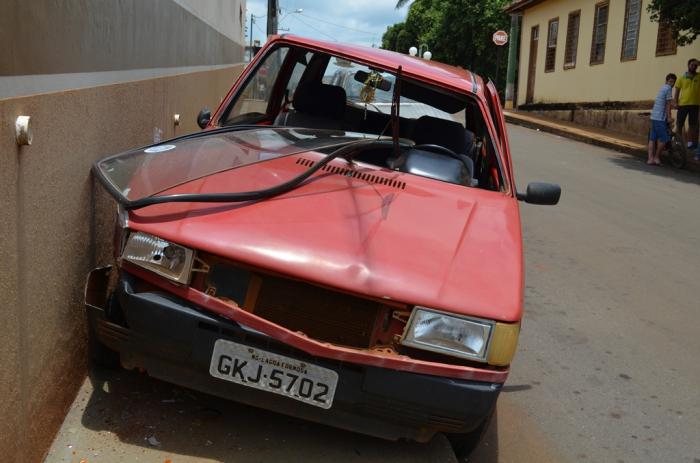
[382,23,404,50]
[647,0,699,46]
[383,0,511,89]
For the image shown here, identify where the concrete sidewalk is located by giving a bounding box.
[504,110,700,173]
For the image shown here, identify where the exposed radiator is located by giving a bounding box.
[253,275,383,348]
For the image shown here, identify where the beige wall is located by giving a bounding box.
[0,64,243,463]
[175,0,247,45]
[516,0,700,106]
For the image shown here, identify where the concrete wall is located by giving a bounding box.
[0,64,244,463]
[516,0,700,106]
[526,108,650,137]
[175,0,247,45]
[0,0,246,99]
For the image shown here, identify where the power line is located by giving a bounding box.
[297,12,377,36]
[289,14,338,42]
[253,21,266,36]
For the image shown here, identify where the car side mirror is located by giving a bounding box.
[197,108,211,129]
[517,182,561,205]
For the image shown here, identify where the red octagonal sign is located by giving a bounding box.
[493,30,508,46]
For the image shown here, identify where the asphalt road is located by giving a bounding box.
[45,125,700,463]
[485,125,700,463]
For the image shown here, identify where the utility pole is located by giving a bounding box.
[250,13,254,51]
[267,0,278,36]
[504,14,521,109]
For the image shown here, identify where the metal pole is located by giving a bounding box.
[249,13,254,59]
[495,46,502,89]
[505,14,521,109]
[267,0,278,36]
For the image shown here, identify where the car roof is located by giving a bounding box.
[273,35,486,99]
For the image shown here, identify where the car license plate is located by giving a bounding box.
[209,339,338,409]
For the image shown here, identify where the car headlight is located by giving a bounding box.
[121,231,194,284]
[401,307,520,365]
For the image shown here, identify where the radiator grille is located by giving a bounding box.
[296,158,406,190]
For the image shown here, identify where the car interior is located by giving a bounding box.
[220,45,506,192]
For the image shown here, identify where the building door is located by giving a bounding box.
[526,25,539,104]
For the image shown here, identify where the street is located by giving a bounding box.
[480,125,700,463]
[45,125,700,463]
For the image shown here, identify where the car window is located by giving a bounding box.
[224,47,290,125]
[217,44,506,193]
[322,59,458,123]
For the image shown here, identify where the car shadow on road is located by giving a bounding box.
[608,156,700,186]
[75,366,459,462]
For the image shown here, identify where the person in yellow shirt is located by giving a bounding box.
[674,58,700,161]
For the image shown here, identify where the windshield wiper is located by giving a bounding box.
[113,139,399,210]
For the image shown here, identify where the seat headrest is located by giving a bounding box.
[293,83,347,120]
[412,116,473,156]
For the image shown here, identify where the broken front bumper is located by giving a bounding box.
[85,267,501,442]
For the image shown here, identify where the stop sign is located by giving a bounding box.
[493,30,508,46]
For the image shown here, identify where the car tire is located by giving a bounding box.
[446,406,496,461]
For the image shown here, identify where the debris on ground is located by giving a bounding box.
[147,436,161,446]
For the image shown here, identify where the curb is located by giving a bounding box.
[504,113,646,156]
[504,112,700,173]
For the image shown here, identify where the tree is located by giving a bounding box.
[383,0,511,89]
[382,23,405,50]
[647,0,699,46]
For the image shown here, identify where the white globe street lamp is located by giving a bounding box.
[409,44,431,60]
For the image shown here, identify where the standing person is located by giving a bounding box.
[648,73,676,165]
[673,58,700,161]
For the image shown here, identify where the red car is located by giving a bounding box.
[87,35,560,456]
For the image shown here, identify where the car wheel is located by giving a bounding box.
[446,406,496,461]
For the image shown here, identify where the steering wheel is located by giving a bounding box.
[411,143,462,161]
[412,143,461,160]
[411,143,474,178]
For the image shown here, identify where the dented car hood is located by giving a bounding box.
[112,131,523,323]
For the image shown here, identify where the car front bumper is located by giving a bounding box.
[86,267,502,442]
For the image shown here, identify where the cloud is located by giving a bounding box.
[246,0,409,48]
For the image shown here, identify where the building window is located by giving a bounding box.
[590,1,609,65]
[564,10,580,69]
[655,19,677,56]
[545,18,558,72]
[621,0,642,61]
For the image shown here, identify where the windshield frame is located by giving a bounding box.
[212,38,512,195]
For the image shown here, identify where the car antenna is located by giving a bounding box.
[391,66,402,159]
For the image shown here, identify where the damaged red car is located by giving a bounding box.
[86,35,560,455]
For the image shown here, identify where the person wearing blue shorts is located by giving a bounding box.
[648,73,676,165]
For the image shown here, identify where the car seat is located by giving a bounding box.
[275,83,347,130]
[410,115,477,182]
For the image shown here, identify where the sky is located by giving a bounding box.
[245,0,410,49]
